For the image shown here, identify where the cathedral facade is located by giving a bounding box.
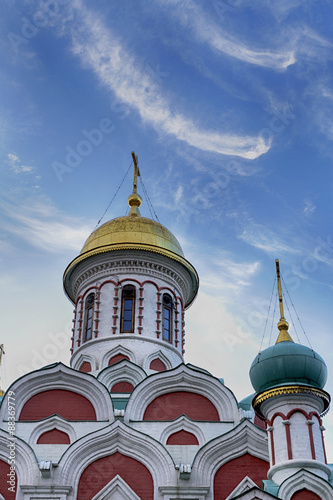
[0,163,332,499]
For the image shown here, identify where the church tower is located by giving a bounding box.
[250,260,331,494]
[63,153,199,374]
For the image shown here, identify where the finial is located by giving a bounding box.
[128,151,142,216]
[275,260,293,343]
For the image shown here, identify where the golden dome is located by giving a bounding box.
[63,200,199,307]
[80,214,185,259]
[63,153,199,306]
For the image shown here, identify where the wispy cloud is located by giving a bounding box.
[239,223,301,255]
[62,1,270,160]
[303,199,316,217]
[7,153,35,174]
[0,197,93,253]
[156,0,295,69]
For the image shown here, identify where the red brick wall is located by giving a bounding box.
[77,451,153,500]
[37,428,71,444]
[108,354,129,366]
[111,382,134,393]
[149,359,166,371]
[167,429,199,445]
[291,490,321,499]
[143,391,219,421]
[19,389,96,420]
[0,459,16,500]
[214,453,269,499]
[79,361,92,372]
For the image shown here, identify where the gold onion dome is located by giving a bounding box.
[63,154,199,307]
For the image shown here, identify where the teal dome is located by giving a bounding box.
[250,341,327,394]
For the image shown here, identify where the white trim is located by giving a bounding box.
[225,476,257,499]
[124,364,240,424]
[57,420,175,499]
[91,475,141,500]
[100,345,137,368]
[0,363,113,422]
[20,486,72,500]
[192,419,269,484]
[160,415,205,447]
[0,429,38,487]
[72,353,96,372]
[159,486,210,500]
[144,350,174,372]
[278,468,333,499]
[28,415,76,445]
[97,360,146,391]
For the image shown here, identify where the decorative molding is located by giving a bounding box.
[100,345,136,369]
[124,364,240,424]
[58,420,175,497]
[225,476,257,500]
[0,363,113,422]
[253,386,330,418]
[278,468,333,499]
[192,419,269,482]
[159,415,205,447]
[28,415,77,445]
[97,360,147,391]
[91,475,141,500]
[144,350,174,372]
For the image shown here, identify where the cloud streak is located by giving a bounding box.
[0,197,92,253]
[64,1,270,160]
[156,0,296,69]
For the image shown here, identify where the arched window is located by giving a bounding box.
[121,285,135,333]
[162,294,172,342]
[84,293,95,342]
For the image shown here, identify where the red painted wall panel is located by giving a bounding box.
[19,389,96,421]
[291,490,321,499]
[167,429,199,445]
[37,428,71,444]
[111,382,134,393]
[214,453,269,499]
[143,391,219,421]
[79,361,92,373]
[0,459,16,500]
[149,359,166,371]
[77,451,153,500]
[108,354,129,366]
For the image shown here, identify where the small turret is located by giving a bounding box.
[249,261,331,486]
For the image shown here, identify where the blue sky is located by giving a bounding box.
[1,0,333,458]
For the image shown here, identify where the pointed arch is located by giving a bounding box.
[72,353,96,372]
[101,345,136,369]
[91,475,141,500]
[192,420,269,484]
[144,350,173,372]
[0,363,114,422]
[160,415,205,446]
[58,420,175,497]
[124,364,239,423]
[97,360,146,392]
[29,415,76,445]
[0,429,38,486]
[278,469,333,500]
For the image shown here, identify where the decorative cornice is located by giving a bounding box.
[253,385,331,418]
[74,259,187,299]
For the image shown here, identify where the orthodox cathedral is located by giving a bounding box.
[0,155,332,499]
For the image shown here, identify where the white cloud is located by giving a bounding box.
[303,200,316,217]
[156,0,295,69]
[7,153,35,174]
[64,1,270,160]
[0,197,93,253]
[239,223,301,255]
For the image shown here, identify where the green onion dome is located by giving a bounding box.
[249,341,328,394]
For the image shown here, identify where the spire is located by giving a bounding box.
[128,151,142,216]
[275,259,293,343]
